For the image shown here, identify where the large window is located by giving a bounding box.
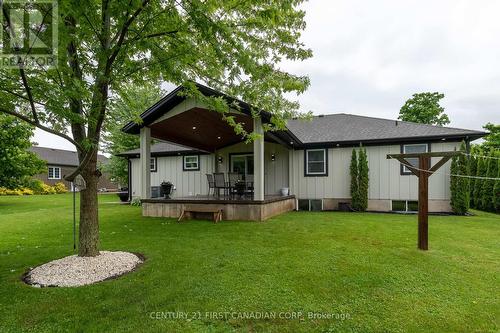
[401,143,429,174]
[150,157,157,172]
[183,155,200,171]
[48,166,61,179]
[305,149,327,176]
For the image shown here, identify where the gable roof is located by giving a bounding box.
[119,83,486,153]
[117,141,202,157]
[30,146,109,167]
[286,113,486,146]
[122,82,272,135]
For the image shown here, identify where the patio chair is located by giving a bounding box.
[206,174,215,196]
[228,172,241,197]
[245,174,254,197]
[213,173,230,197]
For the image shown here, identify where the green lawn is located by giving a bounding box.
[0,194,498,333]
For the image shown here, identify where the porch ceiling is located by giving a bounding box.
[149,107,254,152]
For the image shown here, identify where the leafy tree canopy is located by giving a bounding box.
[0,114,46,189]
[398,92,450,126]
[0,0,312,256]
[102,82,164,186]
[481,123,499,152]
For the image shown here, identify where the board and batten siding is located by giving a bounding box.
[216,141,289,195]
[130,141,289,198]
[130,154,215,198]
[289,142,460,201]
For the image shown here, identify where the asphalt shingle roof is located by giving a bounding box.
[118,141,199,157]
[286,113,486,144]
[30,147,109,166]
[118,113,487,156]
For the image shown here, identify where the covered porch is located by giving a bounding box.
[123,84,297,221]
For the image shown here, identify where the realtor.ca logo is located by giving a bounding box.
[0,0,58,68]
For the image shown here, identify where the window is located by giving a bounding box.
[183,155,200,171]
[305,149,328,176]
[401,143,430,174]
[48,166,61,179]
[392,200,418,212]
[150,157,157,172]
[298,199,324,211]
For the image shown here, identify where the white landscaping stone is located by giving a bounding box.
[25,251,143,287]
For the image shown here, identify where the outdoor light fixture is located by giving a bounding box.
[218,156,223,163]
[217,136,221,140]
[271,153,276,161]
[192,126,197,130]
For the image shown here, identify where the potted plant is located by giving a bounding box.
[160,181,174,199]
[116,187,129,202]
[235,180,246,197]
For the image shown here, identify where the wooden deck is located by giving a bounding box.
[141,195,296,221]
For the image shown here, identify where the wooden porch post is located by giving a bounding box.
[253,116,265,201]
[140,127,151,199]
[418,156,430,250]
[387,151,457,251]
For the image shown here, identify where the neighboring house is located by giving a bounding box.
[30,146,117,191]
[118,83,486,216]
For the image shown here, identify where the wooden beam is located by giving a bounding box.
[394,156,419,176]
[429,155,452,173]
[418,155,430,250]
[387,151,457,159]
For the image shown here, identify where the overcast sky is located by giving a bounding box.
[34,0,500,151]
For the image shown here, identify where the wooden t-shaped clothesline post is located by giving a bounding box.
[387,151,459,250]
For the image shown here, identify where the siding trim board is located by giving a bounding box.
[182,155,201,171]
[293,136,468,149]
[303,148,328,177]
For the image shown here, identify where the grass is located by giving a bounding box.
[0,193,498,333]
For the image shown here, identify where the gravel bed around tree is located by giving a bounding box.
[24,251,144,287]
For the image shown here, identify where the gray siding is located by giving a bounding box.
[130,141,289,198]
[131,154,215,198]
[289,142,459,201]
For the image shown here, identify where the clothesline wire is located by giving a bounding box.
[460,152,500,161]
[393,159,500,181]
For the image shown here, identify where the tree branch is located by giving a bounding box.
[0,107,84,151]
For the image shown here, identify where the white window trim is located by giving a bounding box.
[150,157,157,172]
[48,166,61,180]
[305,149,327,176]
[183,155,200,171]
[402,143,429,173]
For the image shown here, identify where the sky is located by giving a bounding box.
[33,0,500,151]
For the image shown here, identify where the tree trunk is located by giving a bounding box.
[78,151,100,257]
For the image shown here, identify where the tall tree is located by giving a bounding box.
[450,142,469,215]
[494,165,500,213]
[468,152,477,208]
[0,114,46,189]
[473,157,486,209]
[102,82,164,187]
[480,152,498,212]
[350,149,359,210]
[357,148,369,211]
[0,0,311,256]
[481,123,499,153]
[398,92,450,126]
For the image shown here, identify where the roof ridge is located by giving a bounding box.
[306,113,485,133]
[31,146,109,158]
[31,146,77,153]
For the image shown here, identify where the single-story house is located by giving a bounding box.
[118,83,486,220]
[30,146,118,191]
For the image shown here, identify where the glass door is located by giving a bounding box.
[230,154,253,180]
